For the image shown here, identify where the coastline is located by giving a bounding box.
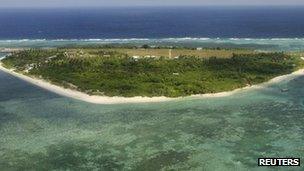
[0,62,303,104]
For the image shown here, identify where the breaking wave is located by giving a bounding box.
[1,38,304,51]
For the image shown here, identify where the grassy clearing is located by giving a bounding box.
[62,48,255,58]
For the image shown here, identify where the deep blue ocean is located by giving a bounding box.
[1,6,304,39]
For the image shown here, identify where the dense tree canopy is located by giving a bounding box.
[2,48,303,97]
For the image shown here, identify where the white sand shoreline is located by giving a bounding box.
[0,62,303,104]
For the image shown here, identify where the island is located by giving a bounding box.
[1,46,304,103]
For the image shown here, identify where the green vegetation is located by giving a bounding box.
[2,48,303,97]
[63,47,254,58]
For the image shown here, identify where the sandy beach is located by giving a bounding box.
[0,62,303,104]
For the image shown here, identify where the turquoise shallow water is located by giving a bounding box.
[2,38,304,51]
[0,68,303,170]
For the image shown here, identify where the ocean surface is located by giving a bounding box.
[1,6,304,170]
[1,7,304,51]
[1,7,304,39]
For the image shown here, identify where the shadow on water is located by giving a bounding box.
[1,140,192,171]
